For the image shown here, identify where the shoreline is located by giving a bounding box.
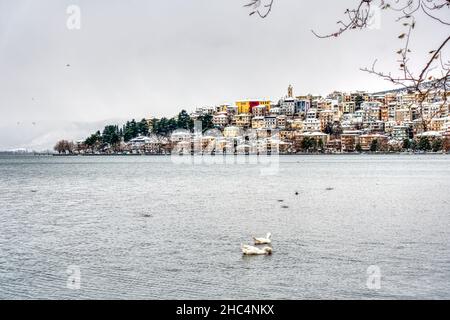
[2,151,449,157]
[5,152,447,156]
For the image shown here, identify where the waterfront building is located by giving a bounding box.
[341,130,362,152]
[359,134,388,151]
[300,131,328,145]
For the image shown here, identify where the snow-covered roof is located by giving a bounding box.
[301,132,327,136]
[417,131,442,137]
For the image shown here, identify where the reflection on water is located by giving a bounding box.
[0,155,449,299]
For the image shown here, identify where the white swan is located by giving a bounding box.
[253,232,272,245]
[241,244,272,255]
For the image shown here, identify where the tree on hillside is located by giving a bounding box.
[85,131,102,151]
[123,119,140,142]
[102,125,121,147]
[154,117,178,136]
[177,110,194,130]
[137,118,150,136]
[198,114,215,132]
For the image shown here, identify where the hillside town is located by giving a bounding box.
[55,85,450,155]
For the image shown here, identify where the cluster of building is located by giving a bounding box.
[162,85,449,153]
[70,85,449,155]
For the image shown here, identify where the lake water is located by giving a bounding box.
[0,154,449,299]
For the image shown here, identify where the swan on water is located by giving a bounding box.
[241,244,272,255]
[253,232,272,245]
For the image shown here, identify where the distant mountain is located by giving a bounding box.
[0,118,127,152]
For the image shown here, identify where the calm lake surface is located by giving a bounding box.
[0,154,449,299]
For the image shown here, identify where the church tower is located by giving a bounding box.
[288,84,293,98]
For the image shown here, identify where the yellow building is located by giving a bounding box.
[236,100,271,114]
[218,104,230,112]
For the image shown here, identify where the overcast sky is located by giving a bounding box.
[0,0,447,150]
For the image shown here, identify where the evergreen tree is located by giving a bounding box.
[198,114,214,132]
[370,139,378,152]
[324,122,333,135]
[418,136,431,151]
[137,118,150,136]
[85,132,102,150]
[402,138,411,151]
[301,137,314,152]
[123,119,139,142]
[177,110,193,130]
[102,125,120,146]
[432,138,443,152]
